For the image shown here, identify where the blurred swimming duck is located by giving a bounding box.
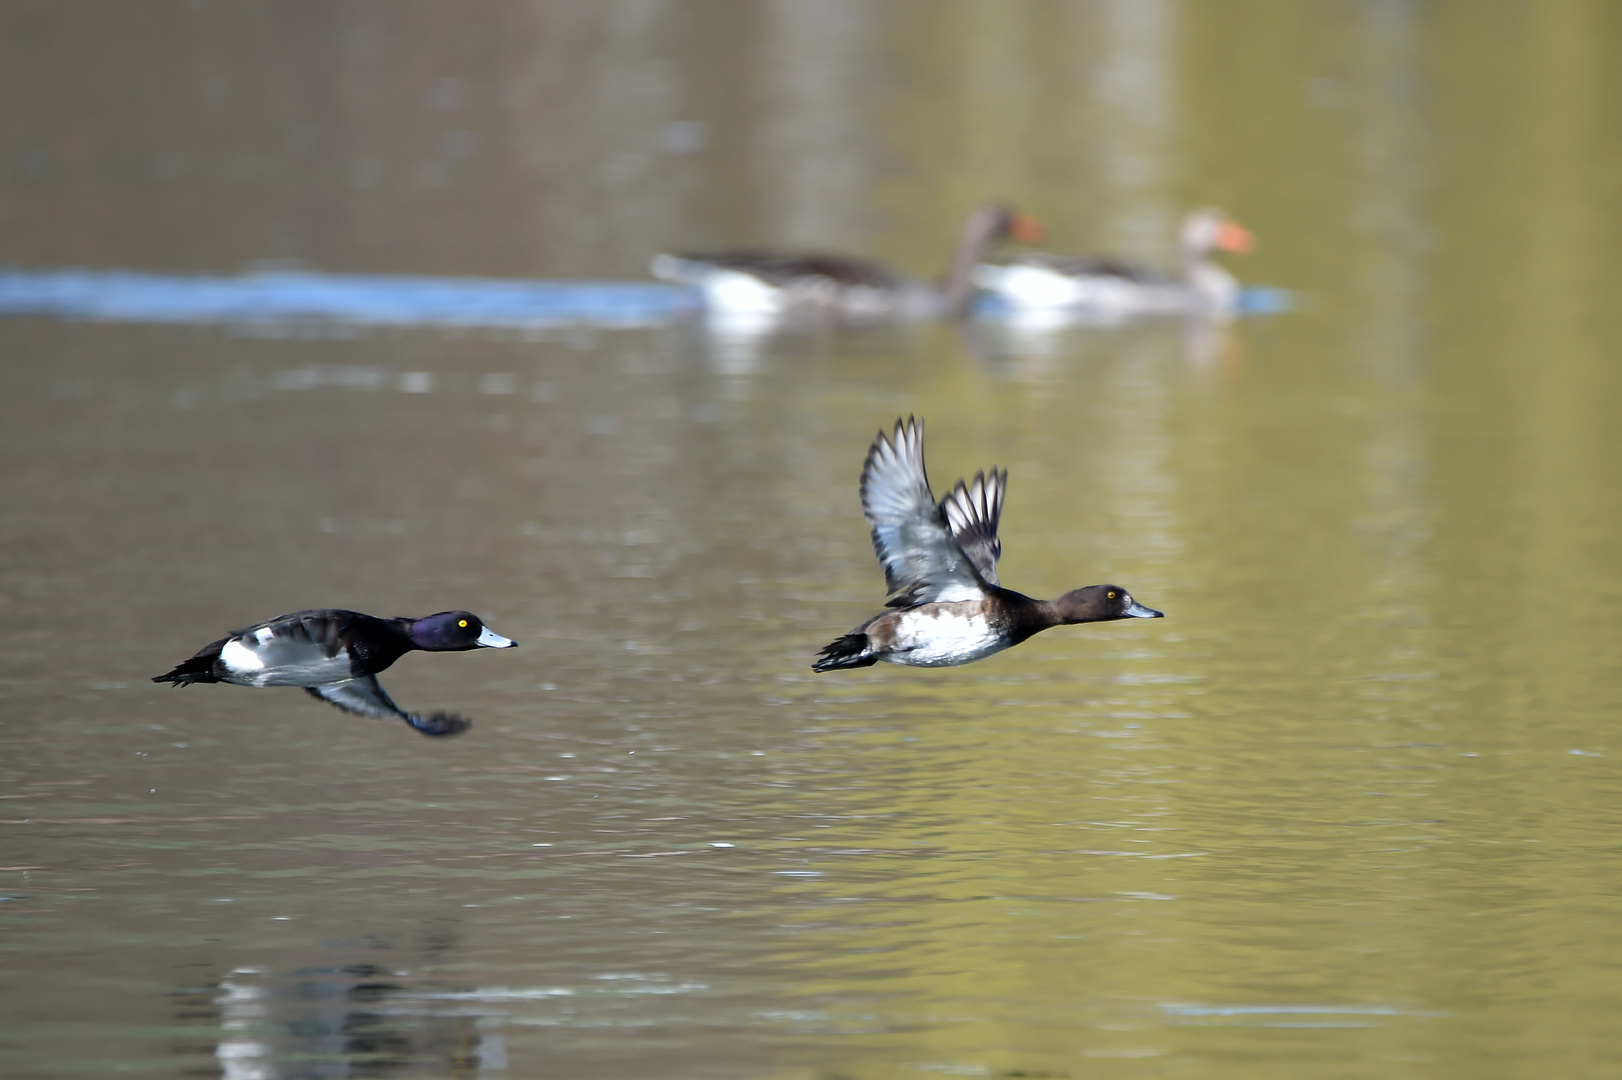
[153,609,517,737]
[813,418,1162,671]
[974,208,1254,318]
[651,204,1043,325]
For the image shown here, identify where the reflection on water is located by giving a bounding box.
[962,308,1243,373]
[4,3,1622,1079]
[202,960,487,1080]
[0,269,698,329]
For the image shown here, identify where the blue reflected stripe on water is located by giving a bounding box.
[970,284,1292,317]
[0,267,1289,327]
[0,268,702,327]
[1235,285,1293,314]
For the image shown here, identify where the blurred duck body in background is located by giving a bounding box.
[975,209,1253,321]
[651,204,1042,329]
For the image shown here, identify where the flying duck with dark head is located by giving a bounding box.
[813,418,1162,671]
[153,609,517,736]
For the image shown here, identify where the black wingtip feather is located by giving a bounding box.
[405,712,473,737]
[860,416,922,484]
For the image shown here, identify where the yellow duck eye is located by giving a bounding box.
[1108,591,1116,599]
[458,619,468,628]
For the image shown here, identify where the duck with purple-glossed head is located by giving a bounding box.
[153,608,516,737]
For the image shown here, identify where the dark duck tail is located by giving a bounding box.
[152,640,226,686]
[812,632,877,672]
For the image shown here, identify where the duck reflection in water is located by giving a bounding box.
[815,417,1162,671]
[956,303,1245,376]
[176,961,495,1079]
[153,609,517,737]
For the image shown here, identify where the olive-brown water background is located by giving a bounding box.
[3,3,1621,1077]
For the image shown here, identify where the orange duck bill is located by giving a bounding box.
[1215,220,1254,254]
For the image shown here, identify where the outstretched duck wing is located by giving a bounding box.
[306,678,471,737]
[213,610,358,686]
[860,417,988,607]
[231,610,351,662]
[940,468,1007,587]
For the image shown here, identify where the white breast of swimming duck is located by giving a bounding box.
[884,606,1010,667]
[1187,263,1241,312]
[975,263,1147,314]
[975,263,1087,309]
[699,267,787,315]
[650,255,787,316]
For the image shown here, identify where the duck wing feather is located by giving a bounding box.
[233,609,350,658]
[213,610,360,686]
[306,678,471,737]
[860,417,988,607]
[939,468,1006,587]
